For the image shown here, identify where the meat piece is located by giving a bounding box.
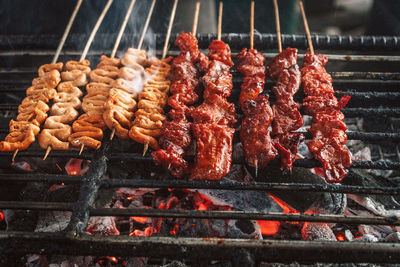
[190,123,234,180]
[272,65,301,99]
[191,94,237,127]
[202,60,233,99]
[274,132,304,172]
[240,95,277,168]
[208,40,234,67]
[236,48,266,77]
[302,52,352,183]
[272,100,303,135]
[239,76,265,108]
[266,47,297,81]
[0,121,40,151]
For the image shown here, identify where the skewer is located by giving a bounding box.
[80,0,114,62]
[273,0,282,53]
[109,0,137,140]
[162,0,179,59]
[298,0,314,54]
[46,0,114,159]
[11,0,83,162]
[192,2,201,36]
[250,1,254,50]
[138,0,157,50]
[52,0,84,64]
[110,0,136,58]
[79,143,85,155]
[143,0,178,156]
[217,1,223,41]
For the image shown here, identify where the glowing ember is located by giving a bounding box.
[65,158,83,175]
[108,256,118,263]
[130,216,148,224]
[336,233,345,241]
[126,196,133,201]
[55,163,62,172]
[0,211,4,221]
[268,194,299,214]
[257,220,280,236]
[170,224,179,235]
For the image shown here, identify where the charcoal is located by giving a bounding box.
[301,222,337,241]
[253,164,346,213]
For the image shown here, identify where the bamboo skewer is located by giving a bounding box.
[298,0,314,55]
[138,0,157,50]
[143,0,179,157]
[273,0,282,53]
[162,0,179,60]
[110,0,156,141]
[192,2,201,36]
[46,0,114,159]
[16,0,84,162]
[217,1,223,41]
[250,1,255,50]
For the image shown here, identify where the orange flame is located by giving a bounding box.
[336,233,345,241]
[130,216,148,224]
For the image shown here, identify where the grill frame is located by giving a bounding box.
[0,33,400,264]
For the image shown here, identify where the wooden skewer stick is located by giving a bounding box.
[52,0,83,63]
[298,0,314,55]
[43,0,114,159]
[162,0,179,59]
[138,0,157,50]
[43,146,52,160]
[143,143,149,157]
[80,0,114,61]
[110,128,116,140]
[273,0,282,53]
[110,0,136,58]
[79,143,85,155]
[192,2,201,36]
[250,1,255,50]
[11,149,18,163]
[217,1,223,41]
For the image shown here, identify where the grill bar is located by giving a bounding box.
[1,201,398,226]
[2,33,400,51]
[2,232,400,263]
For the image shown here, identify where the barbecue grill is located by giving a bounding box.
[1,0,400,265]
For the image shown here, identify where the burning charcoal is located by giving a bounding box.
[345,229,354,241]
[126,257,148,267]
[255,164,347,213]
[229,219,262,239]
[352,234,379,243]
[160,260,187,267]
[87,216,120,235]
[35,211,71,232]
[385,232,400,242]
[301,222,337,241]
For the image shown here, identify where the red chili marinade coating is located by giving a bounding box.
[265,47,297,81]
[152,32,207,177]
[302,53,352,183]
[240,95,278,168]
[190,40,237,181]
[236,48,277,168]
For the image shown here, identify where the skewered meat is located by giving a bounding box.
[240,95,277,168]
[302,52,352,183]
[152,32,205,177]
[103,48,147,139]
[39,60,90,150]
[237,48,277,169]
[129,57,172,150]
[69,56,120,149]
[190,123,235,180]
[190,40,236,181]
[0,63,62,151]
[265,48,304,172]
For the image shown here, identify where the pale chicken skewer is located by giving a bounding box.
[104,0,156,140]
[40,0,114,159]
[0,0,84,162]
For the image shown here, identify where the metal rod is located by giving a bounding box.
[298,0,314,54]
[52,0,83,63]
[100,179,400,196]
[217,1,223,41]
[80,0,114,61]
[137,0,156,50]
[110,0,136,58]
[2,232,400,263]
[162,0,178,59]
[1,201,399,226]
[273,0,282,52]
[192,1,201,36]
[0,174,82,183]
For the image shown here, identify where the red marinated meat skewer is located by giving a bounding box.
[298,0,352,183]
[302,53,352,183]
[267,48,304,172]
[238,1,277,174]
[151,32,207,177]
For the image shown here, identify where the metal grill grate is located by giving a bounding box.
[0,33,400,265]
